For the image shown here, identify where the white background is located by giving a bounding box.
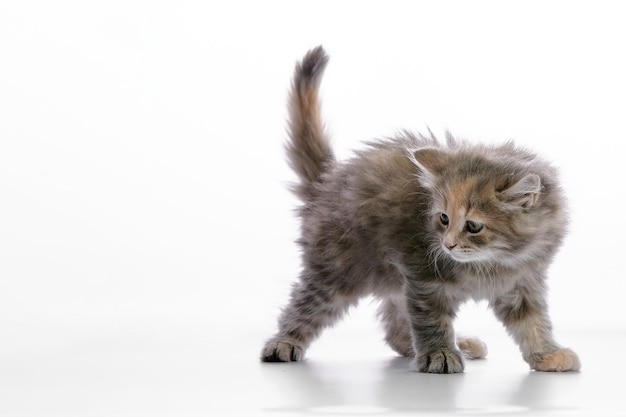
[1,1,624,416]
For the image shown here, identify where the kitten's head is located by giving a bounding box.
[411,145,564,267]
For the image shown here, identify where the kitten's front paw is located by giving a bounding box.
[531,348,581,372]
[417,349,465,373]
[261,338,305,362]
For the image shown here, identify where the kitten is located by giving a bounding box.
[261,46,580,373]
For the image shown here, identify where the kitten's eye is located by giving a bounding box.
[465,220,484,234]
[439,213,449,226]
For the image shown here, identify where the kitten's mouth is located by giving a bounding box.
[444,247,479,263]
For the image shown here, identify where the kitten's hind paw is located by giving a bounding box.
[457,337,488,360]
[261,338,305,362]
[531,348,581,372]
[417,348,465,373]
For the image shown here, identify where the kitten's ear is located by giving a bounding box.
[411,147,447,187]
[500,173,542,208]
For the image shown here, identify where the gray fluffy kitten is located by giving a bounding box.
[261,46,580,373]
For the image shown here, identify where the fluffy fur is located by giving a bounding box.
[261,46,580,373]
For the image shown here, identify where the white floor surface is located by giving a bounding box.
[0,316,622,417]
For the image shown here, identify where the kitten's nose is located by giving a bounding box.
[445,242,457,250]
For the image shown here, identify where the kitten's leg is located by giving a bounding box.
[378,296,415,357]
[379,297,488,360]
[261,277,356,362]
[491,288,580,372]
[405,285,465,373]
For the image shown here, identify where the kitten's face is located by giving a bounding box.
[431,181,506,264]
[413,147,545,266]
[429,175,541,265]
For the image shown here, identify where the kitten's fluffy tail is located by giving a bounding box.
[286,46,335,197]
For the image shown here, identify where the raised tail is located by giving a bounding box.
[286,46,335,198]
